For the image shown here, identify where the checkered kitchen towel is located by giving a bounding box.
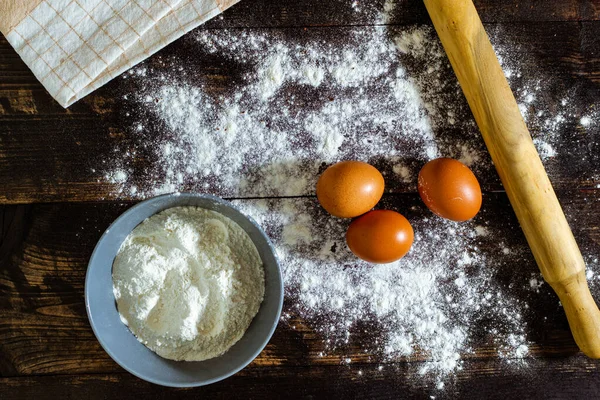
[0,0,238,107]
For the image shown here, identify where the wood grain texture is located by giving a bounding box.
[2,358,600,400]
[0,22,599,203]
[0,192,599,380]
[201,0,600,28]
[1,0,600,398]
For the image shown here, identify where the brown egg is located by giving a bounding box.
[346,210,414,263]
[316,161,385,218]
[418,158,482,221]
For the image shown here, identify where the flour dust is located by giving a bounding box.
[96,2,600,389]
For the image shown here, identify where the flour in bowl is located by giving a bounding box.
[112,206,265,361]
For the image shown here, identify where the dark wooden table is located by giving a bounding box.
[1,0,600,398]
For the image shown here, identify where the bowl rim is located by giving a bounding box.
[84,192,283,387]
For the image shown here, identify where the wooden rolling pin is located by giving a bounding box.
[423,0,600,357]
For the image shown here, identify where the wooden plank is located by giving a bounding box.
[202,0,600,28]
[0,192,599,377]
[0,22,599,203]
[1,358,600,400]
[0,2,598,398]
[0,0,595,60]
[2,21,599,90]
[0,207,4,241]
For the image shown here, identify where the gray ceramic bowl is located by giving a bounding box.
[85,193,283,387]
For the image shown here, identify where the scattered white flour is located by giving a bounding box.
[112,25,486,198]
[458,144,482,167]
[106,23,598,197]
[106,169,128,184]
[529,275,544,293]
[380,0,397,24]
[533,139,557,159]
[112,206,264,361]
[490,30,598,162]
[233,197,531,383]
[392,162,411,183]
[106,25,533,381]
[98,7,600,387]
[474,225,489,237]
